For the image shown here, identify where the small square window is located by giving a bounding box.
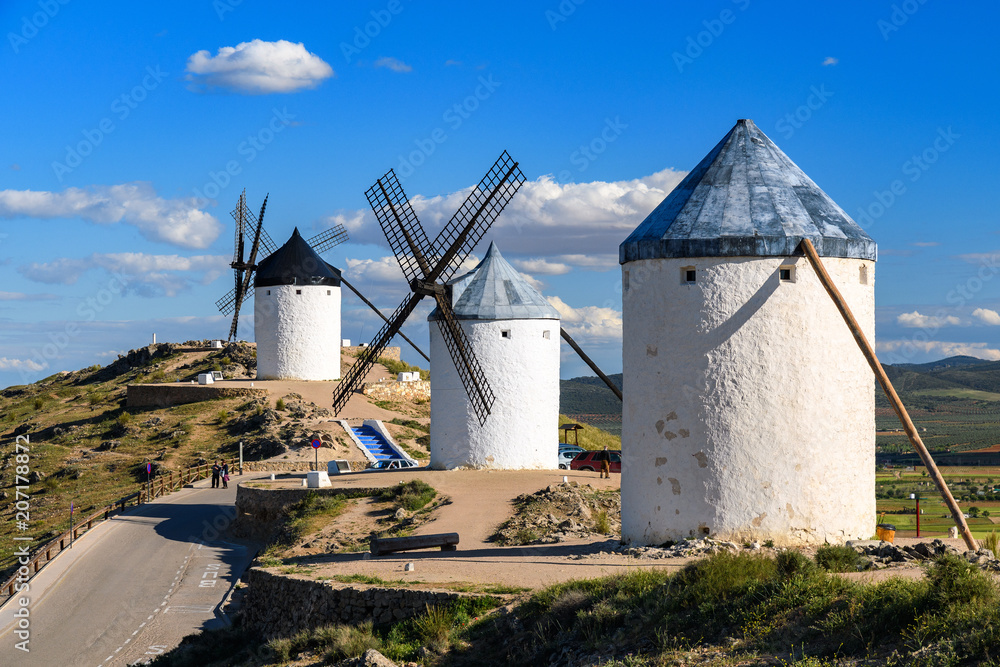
[296,289,302,295]
[779,265,795,283]
[327,290,331,295]
[542,330,550,339]
[859,266,868,285]
[501,330,511,339]
[266,290,270,295]
[681,266,696,284]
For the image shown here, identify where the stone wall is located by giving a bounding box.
[363,379,430,402]
[343,345,401,362]
[126,384,267,408]
[231,483,382,540]
[241,568,487,638]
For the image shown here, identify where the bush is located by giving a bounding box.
[814,545,861,573]
[594,510,611,535]
[380,480,436,511]
[775,550,817,579]
[275,398,286,411]
[927,553,998,608]
[32,397,43,410]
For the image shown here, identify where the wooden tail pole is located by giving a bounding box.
[799,239,977,551]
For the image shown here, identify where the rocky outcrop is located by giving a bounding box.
[125,384,268,408]
[241,568,487,638]
[491,482,621,545]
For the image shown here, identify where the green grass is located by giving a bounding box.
[558,414,621,451]
[377,356,429,381]
[814,545,862,572]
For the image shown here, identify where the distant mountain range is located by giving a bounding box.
[560,355,1000,415]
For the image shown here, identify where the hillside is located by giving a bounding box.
[559,373,622,415]
[0,341,431,581]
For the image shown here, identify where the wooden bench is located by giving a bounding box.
[370,532,459,556]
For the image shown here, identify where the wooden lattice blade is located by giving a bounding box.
[365,170,436,283]
[433,294,495,425]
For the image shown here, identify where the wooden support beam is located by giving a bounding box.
[799,239,978,551]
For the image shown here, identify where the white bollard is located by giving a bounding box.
[270,473,275,480]
[404,562,415,572]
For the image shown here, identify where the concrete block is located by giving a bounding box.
[307,471,332,488]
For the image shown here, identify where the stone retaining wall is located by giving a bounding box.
[240,460,369,473]
[126,384,267,408]
[363,379,430,402]
[241,568,486,638]
[343,345,401,362]
[231,483,382,540]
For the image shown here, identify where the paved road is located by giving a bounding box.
[0,478,259,666]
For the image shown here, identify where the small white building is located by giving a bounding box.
[428,243,560,470]
[254,228,342,381]
[619,119,877,546]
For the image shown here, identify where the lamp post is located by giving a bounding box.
[910,492,921,537]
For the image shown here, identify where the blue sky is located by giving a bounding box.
[2,0,999,389]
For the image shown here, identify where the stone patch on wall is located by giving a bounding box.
[241,568,491,638]
[363,379,430,403]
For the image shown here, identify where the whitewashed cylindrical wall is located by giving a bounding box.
[255,284,341,381]
[621,255,875,546]
[429,318,560,469]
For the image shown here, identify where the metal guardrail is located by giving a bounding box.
[1,458,238,600]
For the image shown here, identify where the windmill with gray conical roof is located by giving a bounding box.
[619,119,877,546]
[428,242,561,469]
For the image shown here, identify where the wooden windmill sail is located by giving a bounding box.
[214,191,427,359]
[331,151,524,424]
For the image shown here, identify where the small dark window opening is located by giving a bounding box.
[327,290,331,295]
[296,289,302,295]
[266,290,271,295]
[779,268,791,281]
[681,267,696,284]
[501,330,511,339]
[542,330,551,339]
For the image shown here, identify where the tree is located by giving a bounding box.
[969,506,981,518]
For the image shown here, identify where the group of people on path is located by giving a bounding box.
[211,460,229,489]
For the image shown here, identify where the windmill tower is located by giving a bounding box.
[215,192,430,379]
[428,242,560,470]
[254,228,342,381]
[619,119,877,546]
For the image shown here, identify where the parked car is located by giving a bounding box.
[367,458,419,470]
[559,444,585,455]
[557,450,578,469]
[570,450,621,473]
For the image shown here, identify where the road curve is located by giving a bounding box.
[0,476,260,666]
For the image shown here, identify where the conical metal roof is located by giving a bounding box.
[255,227,341,287]
[428,242,560,321]
[619,119,876,263]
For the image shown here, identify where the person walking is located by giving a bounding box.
[221,461,229,489]
[600,446,611,479]
[211,460,221,489]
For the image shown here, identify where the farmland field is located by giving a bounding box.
[875,465,1000,539]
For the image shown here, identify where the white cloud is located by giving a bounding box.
[0,182,221,248]
[547,295,622,341]
[19,252,229,296]
[972,308,1000,325]
[896,311,962,328]
[511,258,571,275]
[444,59,462,67]
[911,241,940,247]
[0,357,46,371]
[822,56,839,66]
[374,57,412,73]
[0,291,58,301]
[185,39,334,94]
[876,340,1000,361]
[327,167,687,268]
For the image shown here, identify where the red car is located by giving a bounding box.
[570,450,621,473]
